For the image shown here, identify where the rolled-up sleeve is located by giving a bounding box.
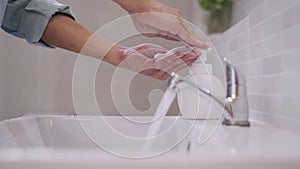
[1,0,75,48]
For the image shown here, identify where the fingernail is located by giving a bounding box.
[188,56,197,61]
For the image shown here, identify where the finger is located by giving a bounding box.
[152,52,200,81]
[141,68,168,81]
[138,19,181,42]
[161,55,187,74]
[151,72,170,81]
[176,19,210,49]
[135,43,166,51]
[178,30,209,49]
[192,48,203,57]
[164,54,197,74]
[154,21,209,49]
[154,52,182,69]
[153,56,197,81]
[151,70,168,80]
[140,68,158,76]
[135,43,167,54]
[141,33,179,42]
[180,51,201,64]
[136,43,168,59]
[141,51,199,79]
[159,73,171,81]
[151,68,171,80]
[155,33,180,41]
[150,52,184,79]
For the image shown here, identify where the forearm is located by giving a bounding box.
[41,14,124,66]
[113,0,153,14]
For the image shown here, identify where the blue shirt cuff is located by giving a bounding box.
[1,0,76,48]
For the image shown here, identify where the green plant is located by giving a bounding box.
[198,0,233,11]
[198,0,233,34]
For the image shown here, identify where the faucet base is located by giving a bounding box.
[222,118,250,127]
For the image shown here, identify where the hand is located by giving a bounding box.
[117,0,209,49]
[118,43,199,80]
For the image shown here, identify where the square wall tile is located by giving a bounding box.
[249,41,263,60]
[250,4,263,27]
[248,94,262,111]
[262,33,282,57]
[245,59,263,77]
[280,72,300,97]
[263,54,282,75]
[283,24,300,52]
[247,76,263,93]
[262,0,283,20]
[261,95,285,118]
[231,16,249,36]
[279,97,300,119]
[228,32,249,52]
[283,3,300,30]
[281,49,300,73]
[249,23,263,44]
[236,63,248,77]
[282,0,300,10]
[262,75,281,95]
[229,47,249,64]
[262,13,283,39]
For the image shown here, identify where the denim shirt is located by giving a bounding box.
[0,0,8,25]
[1,0,75,48]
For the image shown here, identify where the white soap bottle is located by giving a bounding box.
[167,46,225,120]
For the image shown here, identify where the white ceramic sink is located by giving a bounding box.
[0,115,300,169]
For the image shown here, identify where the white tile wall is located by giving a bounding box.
[213,0,300,131]
[231,0,264,25]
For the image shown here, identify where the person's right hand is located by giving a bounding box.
[119,43,200,80]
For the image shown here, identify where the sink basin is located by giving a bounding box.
[0,115,300,169]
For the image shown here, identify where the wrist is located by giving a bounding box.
[114,0,154,14]
[103,45,127,66]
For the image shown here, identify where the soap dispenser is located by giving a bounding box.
[163,46,225,120]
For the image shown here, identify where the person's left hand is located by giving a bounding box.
[119,43,199,80]
[129,1,209,49]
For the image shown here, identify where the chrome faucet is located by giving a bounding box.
[168,58,250,127]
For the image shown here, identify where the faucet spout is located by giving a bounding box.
[168,59,250,127]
